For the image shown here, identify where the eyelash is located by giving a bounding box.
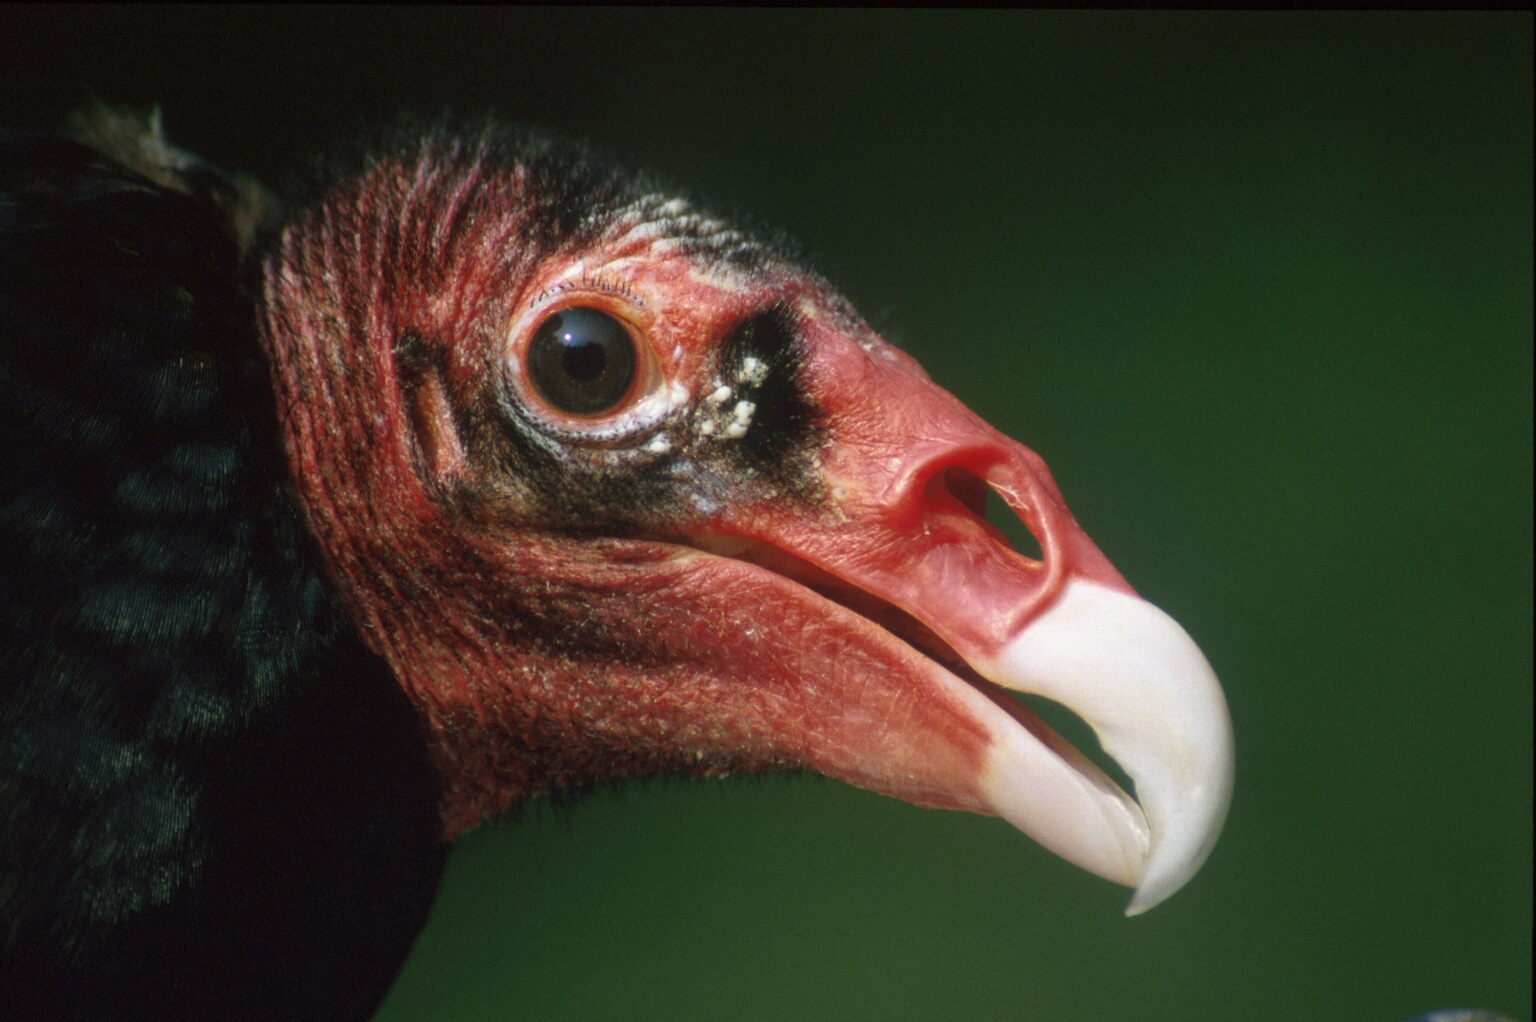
[528,271,643,310]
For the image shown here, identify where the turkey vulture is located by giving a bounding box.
[0,110,1233,1021]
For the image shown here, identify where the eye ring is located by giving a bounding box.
[525,306,640,416]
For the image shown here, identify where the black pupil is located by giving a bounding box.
[527,307,637,415]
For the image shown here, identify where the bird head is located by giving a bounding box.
[259,126,1232,914]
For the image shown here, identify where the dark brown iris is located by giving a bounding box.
[527,307,637,415]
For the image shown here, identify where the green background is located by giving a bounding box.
[4,10,1529,1021]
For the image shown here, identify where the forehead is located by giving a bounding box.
[340,126,881,360]
[439,127,806,282]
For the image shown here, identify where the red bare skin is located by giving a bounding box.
[260,141,1125,837]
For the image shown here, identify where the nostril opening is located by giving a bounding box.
[937,466,989,518]
[985,488,1044,562]
[934,466,1045,562]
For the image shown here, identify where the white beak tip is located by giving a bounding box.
[984,580,1235,913]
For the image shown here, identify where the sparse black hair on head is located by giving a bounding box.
[282,110,817,280]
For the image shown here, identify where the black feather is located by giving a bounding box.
[0,129,446,1022]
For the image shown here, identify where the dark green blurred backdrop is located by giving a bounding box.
[3,10,1529,1021]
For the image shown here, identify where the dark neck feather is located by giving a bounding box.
[0,126,445,1021]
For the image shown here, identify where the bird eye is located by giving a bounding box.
[526,307,639,416]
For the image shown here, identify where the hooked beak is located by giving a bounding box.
[982,579,1233,914]
[690,321,1234,913]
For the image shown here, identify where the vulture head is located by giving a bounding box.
[262,126,1231,910]
[1,111,1232,1018]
